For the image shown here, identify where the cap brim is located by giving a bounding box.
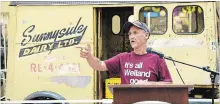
[123,21,144,33]
[123,21,133,33]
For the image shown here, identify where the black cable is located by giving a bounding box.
[168,56,185,84]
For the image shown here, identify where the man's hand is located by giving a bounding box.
[75,43,108,71]
[75,44,91,59]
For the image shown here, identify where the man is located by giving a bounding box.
[76,20,172,85]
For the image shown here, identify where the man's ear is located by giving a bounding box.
[145,33,149,39]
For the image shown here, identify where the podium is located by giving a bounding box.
[108,84,193,104]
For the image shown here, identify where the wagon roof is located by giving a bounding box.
[9,1,210,6]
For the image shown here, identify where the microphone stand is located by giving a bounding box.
[163,56,219,104]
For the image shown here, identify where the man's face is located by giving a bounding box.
[128,26,149,49]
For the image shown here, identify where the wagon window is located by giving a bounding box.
[112,15,121,34]
[139,6,167,35]
[173,5,204,34]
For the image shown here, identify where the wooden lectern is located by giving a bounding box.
[108,84,193,104]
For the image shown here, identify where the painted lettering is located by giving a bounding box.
[23,48,31,56]
[29,46,40,55]
[40,44,48,52]
[30,63,36,72]
[49,64,54,72]
[21,18,87,46]
[30,63,80,74]
[38,64,42,72]
[21,25,34,46]
[19,17,88,57]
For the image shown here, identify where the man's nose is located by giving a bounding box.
[129,34,135,39]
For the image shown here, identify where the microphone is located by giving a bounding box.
[146,47,164,58]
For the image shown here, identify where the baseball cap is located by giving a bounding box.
[123,20,150,34]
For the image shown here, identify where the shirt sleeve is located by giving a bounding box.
[158,58,173,82]
[104,54,121,76]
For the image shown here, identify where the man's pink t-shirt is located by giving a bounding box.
[104,52,172,84]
